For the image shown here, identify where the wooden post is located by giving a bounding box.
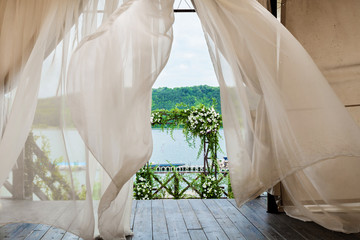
[270,0,277,18]
[203,136,207,175]
[13,150,25,199]
[174,172,179,199]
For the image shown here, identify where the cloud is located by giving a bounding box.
[154,12,218,89]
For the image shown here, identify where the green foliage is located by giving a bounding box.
[133,165,154,200]
[227,174,234,199]
[152,104,222,164]
[199,173,223,199]
[25,132,80,200]
[34,86,221,128]
[164,165,185,199]
[152,85,221,114]
[33,97,74,128]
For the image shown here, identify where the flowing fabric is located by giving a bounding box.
[0,0,87,192]
[193,0,360,233]
[2,0,360,238]
[0,0,139,239]
[66,0,174,238]
[280,0,360,233]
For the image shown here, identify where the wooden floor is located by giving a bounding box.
[1,197,360,240]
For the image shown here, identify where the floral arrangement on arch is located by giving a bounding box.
[151,104,222,160]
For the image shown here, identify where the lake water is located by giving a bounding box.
[32,129,227,166]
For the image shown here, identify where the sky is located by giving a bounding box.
[38,7,218,98]
[153,13,218,89]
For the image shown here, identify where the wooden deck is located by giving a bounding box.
[1,197,360,240]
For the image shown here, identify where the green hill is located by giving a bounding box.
[34,85,221,127]
[152,85,221,113]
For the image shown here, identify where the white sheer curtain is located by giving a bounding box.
[66,0,174,239]
[0,0,87,192]
[193,0,360,233]
[0,0,151,239]
[2,0,360,238]
[280,0,360,233]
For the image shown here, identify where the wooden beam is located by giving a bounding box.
[3,180,13,195]
[345,104,360,108]
[174,9,195,13]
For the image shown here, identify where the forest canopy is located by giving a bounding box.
[34,85,221,127]
[152,85,221,113]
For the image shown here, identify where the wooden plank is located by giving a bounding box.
[188,229,207,240]
[3,180,14,195]
[203,199,246,240]
[132,200,152,240]
[238,203,285,240]
[61,231,80,240]
[130,200,138,230]
[251,198,360,240]
[163,200,191,240]
[41,226,66,240]
[24,224,51,240]
[256,197,267,210]
[274,213,358,240]
[177,199,202,230]
[259,203,360,240]
[152,200,169,240]
[216,199,266,240]
[4,223,38,239]
[0,223,25,239]
[189,199,229,240]
[240,200,306,240]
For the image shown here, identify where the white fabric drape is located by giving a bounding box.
[66,0,174,239]
[280,0,360,233]
[0,0,145,239]
[2,0,360,238]
[0,0,87,191]
[193,0,360,233]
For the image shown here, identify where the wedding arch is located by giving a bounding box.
[1,0,360,239]
[151,104,222,173]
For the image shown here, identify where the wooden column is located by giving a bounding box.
[270,0,277,18]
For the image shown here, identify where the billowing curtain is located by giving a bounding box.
[0,0,172,239]
[0,0,87,194]
[66,0,174,238]
[193,0,360,233]
[280,0,360,233]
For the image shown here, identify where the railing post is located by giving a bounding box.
[174,172,180,199]
[203,136,206,175]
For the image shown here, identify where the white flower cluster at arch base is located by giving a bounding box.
[201,174,223,199]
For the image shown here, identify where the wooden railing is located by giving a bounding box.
[134,167,233,200]
[3,132,79,200]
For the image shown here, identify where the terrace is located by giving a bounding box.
[1,197,360,240]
